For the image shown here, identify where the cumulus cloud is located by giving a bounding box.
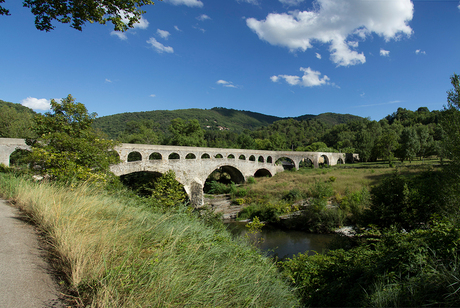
[247,0,413,66]
[157,29,171,39]
[316,52,321,59]
[380,49,390,57]
[21,97,51,111]
[416,49,426,55]
[197,14,211,21]
[217,80,237,88]
[166,0,203,7]
[111,31,128,40]
[279,0,305,6]
[271,67,330,87]
[147,38,174,53]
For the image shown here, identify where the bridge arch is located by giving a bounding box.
[149,152,162,160]
[128,151,142,162]
[169,152,180,160]
[254,168,272,178]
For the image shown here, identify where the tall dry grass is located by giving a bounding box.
[0,173,297,307]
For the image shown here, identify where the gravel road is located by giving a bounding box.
[0,199,65,308]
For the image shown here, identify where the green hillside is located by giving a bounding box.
[93,107,362,140]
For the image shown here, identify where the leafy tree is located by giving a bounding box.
[237,133,255,149]
[1,0,155,31]
[29,95,119,182]
[149,170,188,208]
[169,118,206,147]
[119,120,161,145]
[0,104,35,138]
[396,126,420,162]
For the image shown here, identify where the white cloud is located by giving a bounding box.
[279,0,305,6]
[20,97,51,111]
[147,38,174,53]
[105,79,112,83]
[247,0,413,67]
[458,2,460,10]
[111,31,128,40]
[165,0,203,7]
[157,29,171,39]
[150,94,156,98]
[380,49,390,57]
[174,25,181,32]
[111,14,148,40]
[271,67,330,87]
[237,0,260,5]
[415,49,426,55]
[197,14,211,21]
[217,80,237,88]
[315,53,321,59]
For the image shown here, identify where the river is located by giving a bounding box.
[226,221,334,259]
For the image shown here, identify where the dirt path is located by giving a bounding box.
[0,199,65,308]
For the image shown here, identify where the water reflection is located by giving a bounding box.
[226,221,333,259]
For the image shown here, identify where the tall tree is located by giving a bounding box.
[169,118,206,147]
[29,95,119,182]
[1,0,155,31]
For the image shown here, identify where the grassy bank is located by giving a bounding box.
[212,159,442,232]
[0,173,297,307]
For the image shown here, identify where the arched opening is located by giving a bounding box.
[128,151,142,162]
[228,154,235,159]
[168,152,180,160]
[149,152,162,160]
[320,155,329,167]
[249,155,256,162]
[120,171,162,196]
[203,165,245,194]
[337,157,344,165]
[275,157,295,170]
[299,158,314,168]
[267,156,273,163]
[254,169,272,178]
[215,154,223,159]
[9,148,30,167]
[186,153,196,159]
[119,171,188,203]
[201,153,210,159]
[258,156,264,163]
[239,155,246,160]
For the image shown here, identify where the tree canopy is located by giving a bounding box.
[0,0,155,31]
[29,95,119,182]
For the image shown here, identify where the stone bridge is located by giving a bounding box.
[0,138,357,206]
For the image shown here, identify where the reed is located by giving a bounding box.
[0,173,297,307]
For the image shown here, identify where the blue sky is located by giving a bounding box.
[1,0,459,120]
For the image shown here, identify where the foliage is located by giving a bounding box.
[118,120,161,144]
[279,221,460,307]
[0,101,36,138]
[168,118,206,147]
[28,95,119,182]
[363,171,445,231]
[147,170,188,208]
[2,0,155,32]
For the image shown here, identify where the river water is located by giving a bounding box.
[226,221,333,259]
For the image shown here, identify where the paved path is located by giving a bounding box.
[0,199,65,308]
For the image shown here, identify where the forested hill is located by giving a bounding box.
[93,107,362,139]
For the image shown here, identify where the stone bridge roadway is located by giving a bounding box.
[0,138,354,206]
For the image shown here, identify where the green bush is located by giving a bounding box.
[279,220,460,307]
